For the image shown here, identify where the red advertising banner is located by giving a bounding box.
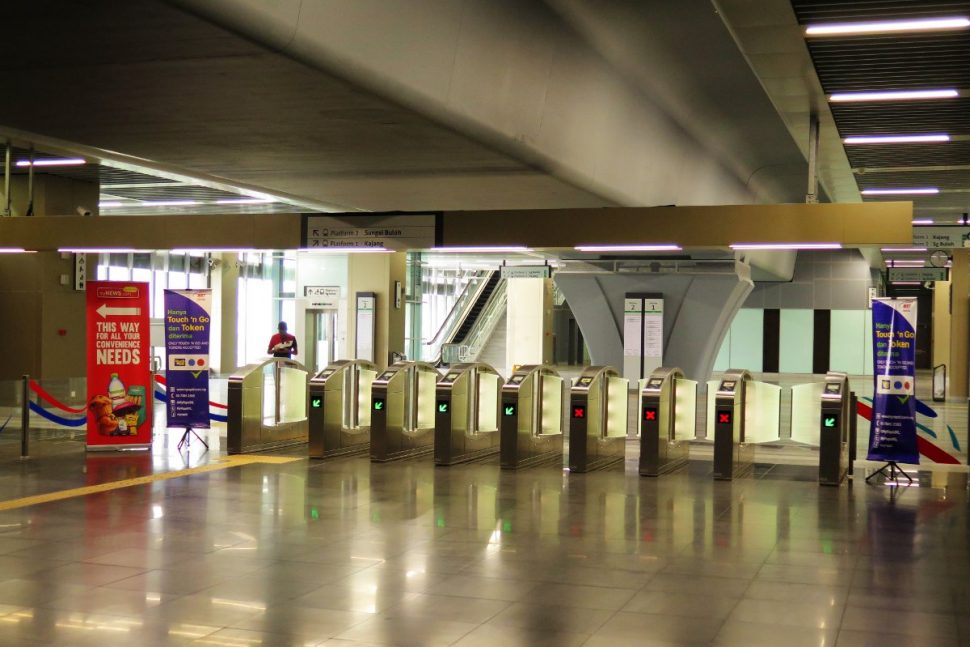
[86,281,153,449]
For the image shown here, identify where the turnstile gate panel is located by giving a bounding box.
[712,368,755,480]
[435,363,503,465]
[819,372,850,486]
[568,366,629,472]
[500,365,565,469]
[639,367,693,476]
[228,358,310,454]
[371,361,440,462]
[308,359,378,458]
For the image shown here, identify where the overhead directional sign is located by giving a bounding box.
[888,267,948,282]
[303,214,436,251]
[912,227,970,249]
[501,265,551,279]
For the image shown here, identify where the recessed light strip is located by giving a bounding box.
[574,244,682,252]
[0,248,34,253]
[15,158,86,167]
[298,247,392,254]
[57,248,151,253]
[881,247,927,252]
[912,219,934,225]
[806,16,970,36]
[830,89,958,102]
[431,246,533,253]
[844,134,949,144]
[730,243,842,250]
[862,188,939,196]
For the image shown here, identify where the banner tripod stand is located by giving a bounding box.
[865,461,912,485]
[177,426,209,453]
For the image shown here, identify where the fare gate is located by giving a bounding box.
[435,363,503,465]
[500,365,565,469]
[639,367,694,476]
[371,361,440,462]
[712,369,754,480]
[818,371,850,486]
[568,366,629,472]
[308,359,377,459]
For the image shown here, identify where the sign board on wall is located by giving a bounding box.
[305,285,340,309]
[303,214,436,251]
[85,281,152,450]
[622,293,664,382]
[355,292,376,362]
[887,267,948,282]
[912,227,970,249]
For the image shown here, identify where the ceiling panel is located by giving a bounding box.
[791,0,970,222]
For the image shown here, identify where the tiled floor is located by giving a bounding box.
[0,444,967,646]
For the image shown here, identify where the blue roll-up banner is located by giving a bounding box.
[867,297,919,464]
[164,289,212,429]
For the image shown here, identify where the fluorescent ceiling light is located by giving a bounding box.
[891,281,923,285]
[138,200,201,207]
[15,158,85,167]
[730,243,842,250]
[171,248,257,254]
[806,16,970,36]
[844,134,949,144]
[830,89,958,102]
[911,219,934,225]
[98,201,124,208]
[58,248,148,253]
[862,188,939,195]
[0,248,32,253]
[299,247,392,253]
[214,198,274,205]
[431,246,532,253]
[886,260,925,266]
[881,247,927,252]
[574,244,682,252]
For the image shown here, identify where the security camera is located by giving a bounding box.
[76,206,93,217]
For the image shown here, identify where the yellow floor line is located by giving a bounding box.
[0,454,302,513]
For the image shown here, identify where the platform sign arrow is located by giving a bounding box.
[97,304,141,318]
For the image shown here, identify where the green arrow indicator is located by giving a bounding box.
[823,415,837,428]
[310,397,322,409]
[437,402,449,413]
[504,405,516,417]
[373,399,385,411]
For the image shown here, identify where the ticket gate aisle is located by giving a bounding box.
[308,359,378,459]
[639,367,695,476]
[500,365,566,469]
[435,363,503,465]
[371,361,440,462]
[712,369,755,480]
[568,366,629,472]
[818,371,850,486]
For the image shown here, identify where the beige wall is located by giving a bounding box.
[345,252,406,368]
[933,279,951,374]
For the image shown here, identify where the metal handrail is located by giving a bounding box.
[424,271,495,362]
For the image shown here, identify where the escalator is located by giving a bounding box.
[451,272,501,345]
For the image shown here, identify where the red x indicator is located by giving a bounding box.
[643,408,657,422]
[572,406,586,419]
[718,412,732,425]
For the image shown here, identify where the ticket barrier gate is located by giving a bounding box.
[568,366,629,472]
[639,367,694,476]
[712,369,755,480]
[500,365,565,469]
[308,359,378,459]
[371,361,440,462]
[818,371,850,486]
[228,358,309,454]
[434,363,503,465]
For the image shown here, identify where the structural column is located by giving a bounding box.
[948,249,968,398]
[346,252,406,368]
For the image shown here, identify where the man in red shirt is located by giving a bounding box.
[267,322,298,358]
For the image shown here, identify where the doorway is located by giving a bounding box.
[305,309,337,373]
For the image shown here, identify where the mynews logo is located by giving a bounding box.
[96,286,140,299]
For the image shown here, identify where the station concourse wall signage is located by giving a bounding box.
[867,297,919,465]
[85,281,152,450]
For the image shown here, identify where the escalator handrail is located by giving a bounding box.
[426,271,495,347]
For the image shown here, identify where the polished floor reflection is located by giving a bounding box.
[0,452,967,646]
